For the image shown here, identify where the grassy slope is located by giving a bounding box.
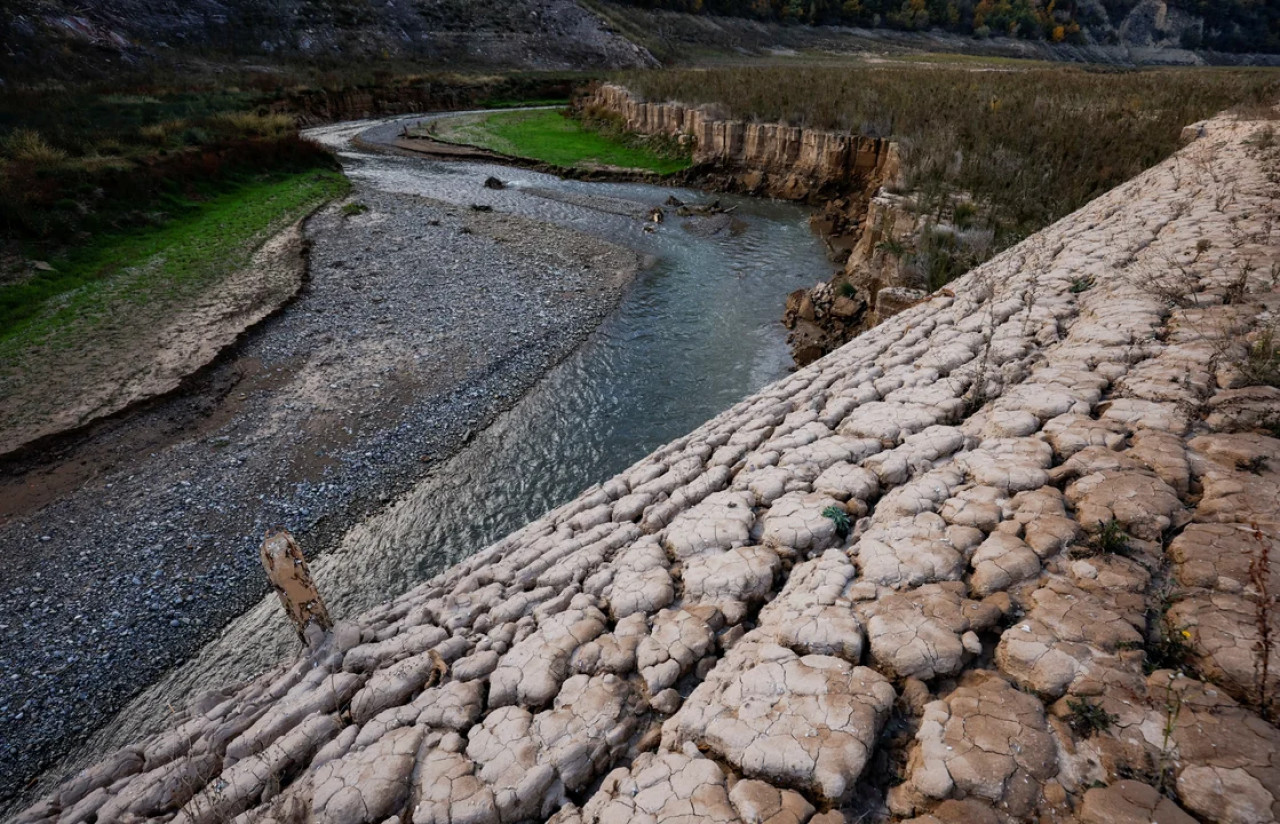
[1,170,348,362]
[430,109,692,174]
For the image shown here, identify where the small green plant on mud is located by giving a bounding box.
[1146,621,1194,674]
[1067,698,1117,738]
[822,505,851,539]
[876,237,907,257]
[1156,674,1184,795]
[836,280,857,298]
[341,202,369,217]
[1069,276,1095,294]
[1094,518,1132,556]
[1241,324,1280,387]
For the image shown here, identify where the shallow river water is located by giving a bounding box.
[56,113,833,767]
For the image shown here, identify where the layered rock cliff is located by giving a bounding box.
[14,106,1280,824]
[580,84,899,202]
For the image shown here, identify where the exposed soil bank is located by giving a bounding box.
[580,83,896,203]
[0,222,310,460]
[0,132,640,807]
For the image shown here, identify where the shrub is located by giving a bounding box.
[1242,325,1280,387]
[1067,698,1117,737]
[208,111,297,139]
[1095,518,1132,555]
[1069,276,1095,294]
[822,505,852,539]
[1146,623,1194,673]
[876,237,907,256]
[139,120,187,145]
[181,126,212,146]
[4,129,67,165]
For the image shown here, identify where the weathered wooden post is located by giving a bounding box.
[261,529,332,644]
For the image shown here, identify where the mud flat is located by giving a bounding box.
[13,101,1280,824]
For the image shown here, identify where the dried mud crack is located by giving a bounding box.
[12,104,1280,824]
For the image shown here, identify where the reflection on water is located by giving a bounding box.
[61,115,832,764]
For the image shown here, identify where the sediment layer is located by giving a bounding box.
[16,107,1280,824]
[581,84,897,201]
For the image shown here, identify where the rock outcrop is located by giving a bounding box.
[14,107,1280,824]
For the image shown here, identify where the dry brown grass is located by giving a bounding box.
[617,63,1280,245]
[3,129,66,166]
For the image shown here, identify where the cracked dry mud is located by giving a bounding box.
[15,108,1280,824]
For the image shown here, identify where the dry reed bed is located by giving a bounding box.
[617,64,1280,244]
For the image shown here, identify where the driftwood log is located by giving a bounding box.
[260,529,332,644]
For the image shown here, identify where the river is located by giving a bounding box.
[33,112,833,786]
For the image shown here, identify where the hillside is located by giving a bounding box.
[608,0,1280,53]
[0,0,656,82]
[4,0,1278,83]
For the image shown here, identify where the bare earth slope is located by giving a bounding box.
[16,108,1280,823]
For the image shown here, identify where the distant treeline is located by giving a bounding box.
[611,0,1280,52]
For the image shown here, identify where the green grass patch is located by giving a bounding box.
[476,97,571,109]
[0,170,348,350]
[429,109,692,175]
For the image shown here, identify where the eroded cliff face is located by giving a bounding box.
[581,84,898,203]
[13,107,1280,824]
[784,192,928,365]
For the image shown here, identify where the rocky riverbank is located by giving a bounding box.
[0,139,640,809]
[14,104,1280,824]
